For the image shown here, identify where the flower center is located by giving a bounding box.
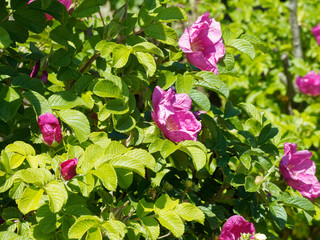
[191,36,204,52]
[166,116,179,131]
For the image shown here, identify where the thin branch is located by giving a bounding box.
[80,53,100,73]
[289,0,303,59]
[281,53,294,115]
[99,10,106,28]
[158,231,172,239]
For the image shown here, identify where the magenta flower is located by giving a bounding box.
[38,113,63,146]
[178,12,225,75]
[312,23,320,45]
[30,60,40,78]
[61,158,77,180]
[296,71,320,96]
[219,215,255,240]
[28,0,72,20]
[40,70,48,84]
[151,86,202,143]
[279,143,320,201]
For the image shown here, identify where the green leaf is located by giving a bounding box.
[160,139,178,158]
[16,187,44,215]
[92,163,117,191]
[101,219,127,240]
[72,0,102,18]
[123,149,156,171]
[36,205,58,234]
[156,209,184,238]
[258,123,279,145]
[1,207,22,220]
[44,180,68,213]
[96,41,118,59]
[68,215,102,239]
[110,155,145,177]
[12,74,45,94]
[267,182,282,197]
[13,7,46,34]
[1,20,29,43]
[5,141,35,156]
[223,52,235,70]
[195,71,229,98]
[155,194,179,212]
[137,199,155,218]
[173,203,205,224]
[134,52,156,77]
[115,168,133,189]
[86,227,102,240]
[16,168,54,186]
[157,71,177,89]
[284,197,315,212]
[178,141,207,171]
[113,45,132,68]
[244,176,260,192]
[155,7,187,23]
[24,91,52,116]
[113,114,136,132]
[0,27,12,48]
[145,23,177,45]
[93,79,122,99]
[132,42,164,57]
[141,217,159,240]
[239,154,251,169]
[189,89,210,111]
[270,202,287,230]
[0,85,22,122]
[51,48,72,67]
[48,91,84,110]
[227,39,255,60]
[58,109,90,143]
[176,73,195,94]
[238,102,262,123]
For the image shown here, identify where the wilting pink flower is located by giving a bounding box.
[219,215,255,240]
[279,143,320,201]
[178,12,225,74]
[61,158,77,180]
[28,0,72,20]
[38,113,63,146]
[30,60,40,78]
[312,23,320,45]
[152,86,202,143]
[40,70,48,84]
[296,71,320,96]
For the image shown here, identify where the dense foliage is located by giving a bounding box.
[1,0,320,239]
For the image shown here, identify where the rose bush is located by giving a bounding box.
[0,0,319,239]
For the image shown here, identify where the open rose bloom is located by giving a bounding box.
[151,86,202,143]
[61,158,78,180]
[178,12,225,74]
[296,71,320,96]
[219,215,255,240]
[28,0,72,20]
[312,23,320,45]
[38,113,63,146]
[279,143,320,201]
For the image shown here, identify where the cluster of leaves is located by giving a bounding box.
[0,0,319,239]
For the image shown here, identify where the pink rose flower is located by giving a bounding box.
[178,12,225,75]
[61,158,78,180]
[28,0,72,20]
[219,215,255,240]
[296,71,320,96]
[312,23,320,45]
[151,86,202,143]
[38,113,63,146]
[279,143,320,201]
